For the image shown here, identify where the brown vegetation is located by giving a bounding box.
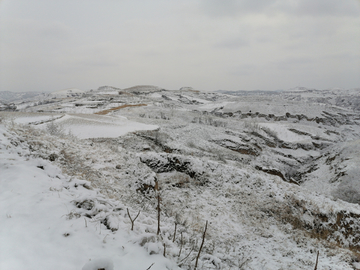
[95,104,147,115]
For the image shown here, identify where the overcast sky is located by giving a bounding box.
[1,0,360,92]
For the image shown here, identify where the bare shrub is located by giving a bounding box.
[46,121,65,137]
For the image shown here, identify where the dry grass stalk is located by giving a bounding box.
[178,232,183,257]
[314,251,319,270]
[173,222,177,242]
[194,220,208,270]
[157,194,161,235]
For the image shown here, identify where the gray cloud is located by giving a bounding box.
[200,0,360,17]
[200,0,277,17]
[289,0,360,17]
[0,0,359,92]
[272,57,315,71]
[216,37,250,49]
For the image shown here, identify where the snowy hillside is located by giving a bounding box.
[49,88,86,98]
[0,91,43,103]
[1,86,360,269]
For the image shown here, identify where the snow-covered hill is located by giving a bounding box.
[49,88,86,98]
[1,86,360,269]
[0,91,43,103]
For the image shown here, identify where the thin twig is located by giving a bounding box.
[314,251,319,270]
[178,232,183,257]
[163,243,166,257]
[146,263,155,270]
[179,247,194,264]
[127,208,140,231]
[173,222,177,242]
[157,194,161,235]
[194,220,208,270]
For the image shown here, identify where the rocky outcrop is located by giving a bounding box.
[209,109,359,126]
[255,165,299,185]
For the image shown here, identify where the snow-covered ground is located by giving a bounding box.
[1,86,360,269]
[49,88,86,98]
[0,123,178,270]
[3,112,159,139]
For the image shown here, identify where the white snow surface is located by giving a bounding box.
[0,124,178,270]
[50,114,158,139]
[2,86,360,269]
[10,113,159,139]
[259,122,312,143]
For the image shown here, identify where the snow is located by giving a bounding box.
[8,113,159,139]
[0,124,178,270]
[199,101,235,110]
[302,139,360,203]
[178,94,211,104]
[14,114,55,124]
[149,93,163,99]
[123,85,162,93]
[55,114,158,139]
[2,86,360,269]
[259,122,312,143]
[50,88,86,97]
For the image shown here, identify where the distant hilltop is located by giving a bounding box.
[0,91,43,103]
[49,88,85,98]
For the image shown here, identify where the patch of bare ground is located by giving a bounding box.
[95,104,147,115]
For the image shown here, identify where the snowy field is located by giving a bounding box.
[2,112,158,139]
[1,86,360,269]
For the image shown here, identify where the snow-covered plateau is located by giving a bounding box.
[1,85,360,269]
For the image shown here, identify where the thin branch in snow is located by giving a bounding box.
[178,247,194,265]
[194,220,208,270]
[127,208,140,231]
[178,232,183,257]
[314,251,319,270]
[173,222,177,242]
[157,193,161,235]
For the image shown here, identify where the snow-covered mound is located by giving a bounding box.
[122,85,163,93]
[50,88,86,98]
[94,86,122,95]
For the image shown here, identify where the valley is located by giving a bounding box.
[1,86,360,269]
